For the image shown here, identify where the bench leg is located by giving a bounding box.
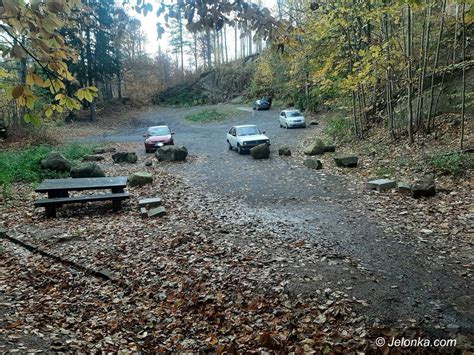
[45,205,56,218]
[112,199,122,211]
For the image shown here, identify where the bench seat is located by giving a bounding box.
[34,192,129,217]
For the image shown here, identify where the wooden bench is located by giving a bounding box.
[34,176,129,217]
[34,192,130,217]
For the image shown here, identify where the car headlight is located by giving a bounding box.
[243,142,247,145]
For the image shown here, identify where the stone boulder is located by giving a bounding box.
[324,145,336,153]
[334,156,358,168]
[93,147,116,154]
[304,158,322,170]
[304,139,325,156]
[155,145,188,162]
[70,162,105,178]
[112,152,137,164]
[129,172,153,187]
[411,176,436,198]
[40,152,71,172]
[82,154,104,162]
[278,146,291,156]
[250,143,270,159]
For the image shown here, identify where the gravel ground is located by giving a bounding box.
[79,104,473,341]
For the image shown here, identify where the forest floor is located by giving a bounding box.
[0,104,472,352]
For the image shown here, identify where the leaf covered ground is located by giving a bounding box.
[0,153,374,352]
[1,109,472,352]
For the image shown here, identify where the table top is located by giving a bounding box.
[35,176,128,192]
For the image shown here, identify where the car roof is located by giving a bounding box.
[233,125,258,129]
[148,125,169,130]
[281,109,301,113]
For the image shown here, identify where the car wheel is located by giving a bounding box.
[237,144,243,154]
[228,141,232,150]
[285,123,289,129]
[145,147,150,153]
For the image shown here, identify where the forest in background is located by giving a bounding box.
[0,0,472,147]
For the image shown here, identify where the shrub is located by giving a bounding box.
[0,143,97,190]
[323,116,353,142]
[428,153,474,176]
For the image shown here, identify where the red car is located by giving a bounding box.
[144,125,174,153]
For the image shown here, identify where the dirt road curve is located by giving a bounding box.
[80,104,473,340]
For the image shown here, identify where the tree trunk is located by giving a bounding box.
[406,4,414,143]
[416,1,431,131]
[86,26,96,122]
[224,25,228,63]
[382,4,395,139]
[234,26,238,60]
[205,28,212,68]
[426,0,446,131]
[460,2,466,150]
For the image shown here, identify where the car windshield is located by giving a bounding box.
[237,126,261,136]
[148,127,170,136]
[287,111,302,117]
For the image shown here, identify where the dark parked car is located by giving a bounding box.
[253,98,270,110]
[144,125,174,153]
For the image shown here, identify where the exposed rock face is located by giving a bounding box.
[250,143,270,159]
[304,139,325,156]
[304,159,322,170]
[82,154,104,162]
[40,152,71,172]
[278,146,291,156]
[155,146,188,162]
[70,163,105,178]
[129,172,153,187]
[112,152,137,164]
[412,176,436,198]
[334,156,358,168]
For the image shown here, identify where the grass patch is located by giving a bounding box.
[323,116,353,142]
[185,108,242,123]
[0,143,97,190]
[428,152,474,176]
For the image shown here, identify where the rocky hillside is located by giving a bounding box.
[152,55,258,106]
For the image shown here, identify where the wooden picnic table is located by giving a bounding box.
[34,176,129,217]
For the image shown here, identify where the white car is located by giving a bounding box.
[227,125,270,154]
[279,109,306,128]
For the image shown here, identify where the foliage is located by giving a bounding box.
[0,143,97,188]
[185,108,241,123]
[323,116,353,142]
[0,0,98,124]
[248,0,473,142]
[428,152,474,176]
[152,85,208,106]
